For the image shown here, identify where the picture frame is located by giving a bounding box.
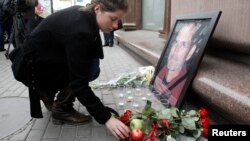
[150,11,222,108]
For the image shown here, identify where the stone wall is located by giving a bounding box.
[171,0,250,54]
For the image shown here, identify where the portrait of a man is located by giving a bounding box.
[152,19,211,107]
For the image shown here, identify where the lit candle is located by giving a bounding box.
[119,93,124,98]
[132,103,139,108]
[127,96,133,102]
[118,102,124,107]
[126,90,131,94]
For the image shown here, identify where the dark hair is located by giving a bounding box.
[80,0,128,13]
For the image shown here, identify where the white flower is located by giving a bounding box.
[91,66,155,89]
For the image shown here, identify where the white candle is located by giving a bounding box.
[127,96,133,102]
[119,93,124,98]
[126,90,131,94]
[118,102,124,107]
[132,103,139,108]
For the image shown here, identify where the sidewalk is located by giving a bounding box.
[0,43,150,141]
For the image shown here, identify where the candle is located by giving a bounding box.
[127,96,133,102]
[118,102,124,107]
[132,103,139,108]
[126,90,131,94]
[119,93,124,98]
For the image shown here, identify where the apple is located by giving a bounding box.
[130,129,144,141]
[130,119,144,130]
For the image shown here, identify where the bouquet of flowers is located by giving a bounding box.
[91,66,155,89]
[119,100,209,141]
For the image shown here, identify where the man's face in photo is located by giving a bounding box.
[167,23,196,71]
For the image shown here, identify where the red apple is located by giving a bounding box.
[130,129,144,141]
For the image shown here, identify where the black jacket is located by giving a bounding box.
[11,6,111,124]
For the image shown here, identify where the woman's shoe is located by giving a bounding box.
[52,102,92,125]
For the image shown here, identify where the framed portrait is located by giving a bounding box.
[150,11,222,108]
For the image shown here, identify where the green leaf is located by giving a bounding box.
[170,107,179,118]
[179,125,185,133]
[166,135,176,141]
[159,133,166,141]
[186,136,196,141]
[170,130,180,139]
[130,114,142,120]
[193,129,202,138]
[142,100,156,117]
[181,117,196,130]
[187,110,197,116]
[192,117,200,121]
[160,109,172,120]
[143,119,154,134]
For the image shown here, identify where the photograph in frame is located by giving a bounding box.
[150,11,222,108]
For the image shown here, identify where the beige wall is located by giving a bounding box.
[171,0,250,54]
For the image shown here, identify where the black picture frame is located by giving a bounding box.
[150,11,222,108]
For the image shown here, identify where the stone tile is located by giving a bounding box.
[58,128,76,141]
[75,137,89,141]
[43,120,62,139]
[93,90,102,99]
[8,84,20,91]
[42,139,58,141]
[92,127,108,141]
[20,89,29,97]
[61,124,76,129]
[91,119,101,127]
[1,90,19,97]
[107,135,117,141]
[8,123,33,140]
[76,124,91,137]
[14,86,26,96]
[103,94,114,104]
[26,130,44,141]
[101,89,111,95]
[0,87,8,96]
[32,116,50,130]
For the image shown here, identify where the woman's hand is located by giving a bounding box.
[105,116,130,140]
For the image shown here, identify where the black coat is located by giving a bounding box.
[11,6,111,124]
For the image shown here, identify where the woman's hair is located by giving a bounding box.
[80,0,128,13]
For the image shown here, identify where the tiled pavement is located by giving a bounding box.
[0,43,150,141]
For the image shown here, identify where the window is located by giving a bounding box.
[142,0,165,30]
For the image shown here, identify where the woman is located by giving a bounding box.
[10,0,130,140]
